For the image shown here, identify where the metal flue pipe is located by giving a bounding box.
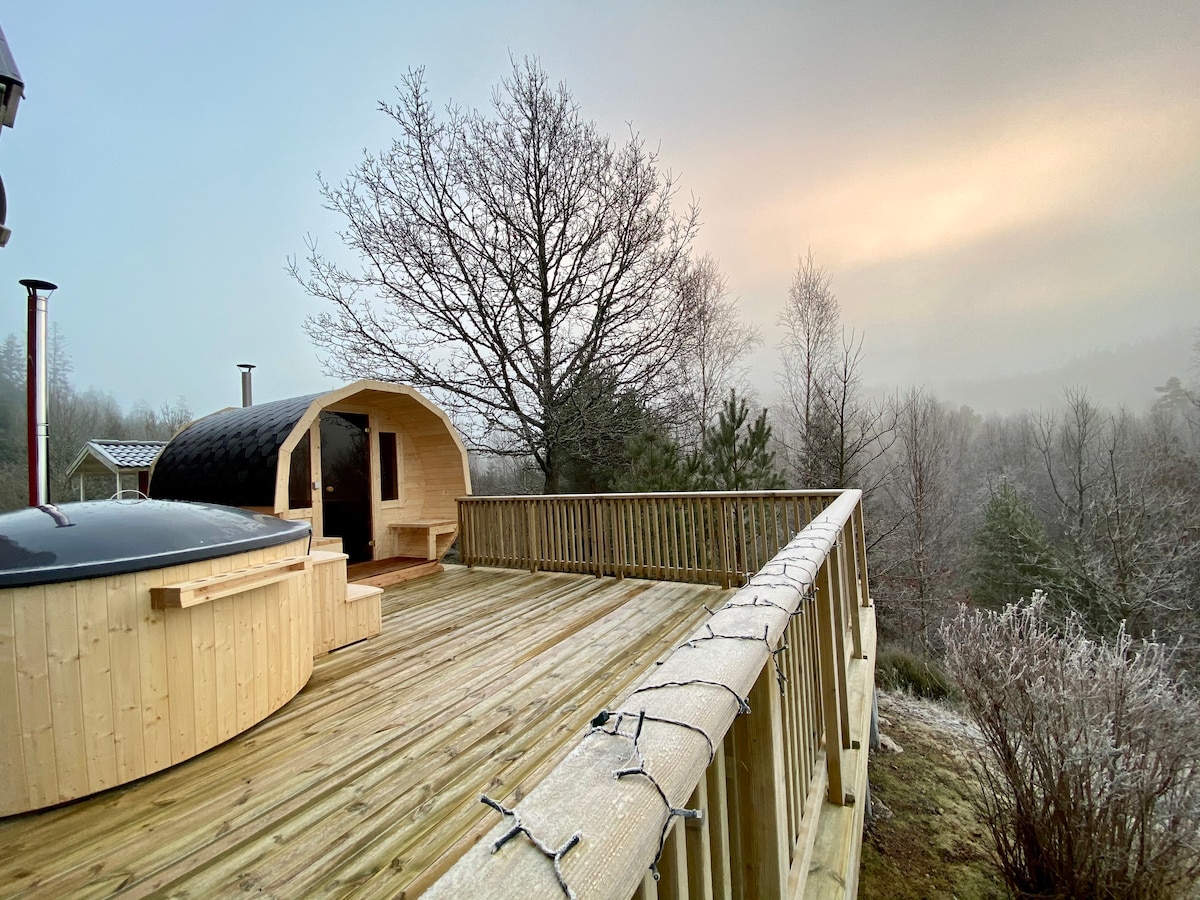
[237,363,255,407]
[21,278,57,506]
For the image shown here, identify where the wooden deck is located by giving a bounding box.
[0,566,732,899]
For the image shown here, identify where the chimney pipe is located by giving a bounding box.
[237,363,255,407]
[21,279,56,506]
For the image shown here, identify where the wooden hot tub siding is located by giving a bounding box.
[0,536,314,817]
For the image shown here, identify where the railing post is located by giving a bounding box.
[457,500,471,567]
[854,503,872,607]
[716,497,731,590]
[816,558,847,805]
[614,498,627,580]
[728,664,789,899]
[685,776,714,900]
[706,741,733,900]
[828,542,853,746]
[525,500,538,573]
[842,527,865,660]
[590,499,603,578]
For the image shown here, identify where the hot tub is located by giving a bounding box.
[0,500,315,816]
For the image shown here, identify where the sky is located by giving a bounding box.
[0,2,1197,419]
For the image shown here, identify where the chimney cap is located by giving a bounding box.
[236,363,256,371]
[19,279,56,293]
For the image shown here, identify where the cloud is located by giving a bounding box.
[750,93,1200,273]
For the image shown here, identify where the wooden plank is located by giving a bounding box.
[44,581,88,803]
[346,584,384,604]
[636,871,660,900]
[815,562,846,805]
[0,589,28,815]
[266,577,283,711]
[135,567,172,774]
[841,530,864,660]
[729,665,789,900]
[828,546,852,748]
[212,595,238,743]
[163,603,197,765]
[658,817,690,900]
[854,505,871,607]
[233,571,256,734]
[76,577,117,793]
[151,556,311,609]
[685,777,714,900]
[13,586,56,809]
[189,592,218,753]
[250,561,270,725]
[705,742,733,900]
[106,572,145,784]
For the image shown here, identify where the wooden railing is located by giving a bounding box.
[457,491,849,588]
[429,489,875,899]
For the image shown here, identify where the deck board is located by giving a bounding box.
[0,566,732,899]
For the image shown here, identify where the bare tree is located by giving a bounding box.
[672,253,760,448]
[887,387,954,651]
[777,250,893,489]
[778,250,838,475]
[294,59,698,492]
[1028,388,1200,641]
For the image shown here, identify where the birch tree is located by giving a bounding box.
[672,253,760,447]
[777,250,893,489]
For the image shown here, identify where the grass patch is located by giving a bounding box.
[860,696,1006,899]
[875,647,956,700]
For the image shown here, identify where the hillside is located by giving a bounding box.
[860,691,1007,900]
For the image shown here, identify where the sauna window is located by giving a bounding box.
[380,432,400,502]
[289,431,312,509]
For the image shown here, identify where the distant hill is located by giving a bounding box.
[932,331,1196,414]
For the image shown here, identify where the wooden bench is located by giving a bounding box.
[388,519,458,560]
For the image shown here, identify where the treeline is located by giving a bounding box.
[0,331,191,510]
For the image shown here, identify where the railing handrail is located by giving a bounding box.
[427,489,871,899]
[458,489,844,502]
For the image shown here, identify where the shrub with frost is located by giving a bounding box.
[942,594,1200,899]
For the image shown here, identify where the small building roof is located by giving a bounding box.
[65,439,168,482]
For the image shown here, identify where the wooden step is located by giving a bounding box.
[352,560,443,589]
[310,550,350,565]
[346,583,384,604]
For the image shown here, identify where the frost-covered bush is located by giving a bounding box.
[942,596,1200,899]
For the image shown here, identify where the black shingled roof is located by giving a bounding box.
[150,394,320,508]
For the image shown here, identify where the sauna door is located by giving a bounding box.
[320,411,372,563]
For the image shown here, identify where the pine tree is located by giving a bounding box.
[968,484,1061,608]
[617,428,695,492]
[695,390,785,490]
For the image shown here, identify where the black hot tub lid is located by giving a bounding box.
[0,499,312,588]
